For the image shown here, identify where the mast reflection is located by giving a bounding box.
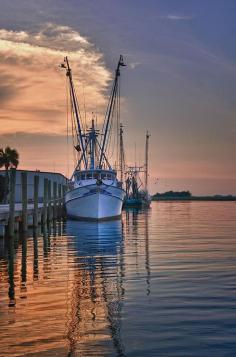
[124,208,151,295]
[144,210,151,296]
[65,219,126,357]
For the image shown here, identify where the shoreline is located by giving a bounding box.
[152,196,236,202]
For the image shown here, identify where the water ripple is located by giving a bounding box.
[0,202,236,356]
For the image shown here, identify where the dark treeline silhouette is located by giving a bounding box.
[152,191,236,201]
[153,191,192,199]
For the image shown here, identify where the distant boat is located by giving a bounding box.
[61,56,126,220]
[123,132,151,208]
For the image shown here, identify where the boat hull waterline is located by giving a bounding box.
[65,184,126,221]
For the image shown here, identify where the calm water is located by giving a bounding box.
[0,201,236,356]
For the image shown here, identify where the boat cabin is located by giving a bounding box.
[74,170,117,182]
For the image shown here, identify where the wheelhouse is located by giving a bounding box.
[74,170,117,182]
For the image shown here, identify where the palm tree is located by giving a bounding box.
[0,147,19,203]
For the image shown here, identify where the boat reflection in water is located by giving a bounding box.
[1,204,236,356]
[65,219,126,356]
[66,219,123,257]
[0,210,151,356]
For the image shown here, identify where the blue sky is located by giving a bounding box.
[0,0,235,194]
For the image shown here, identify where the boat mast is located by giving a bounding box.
[99,55,125,169]
[145,131,150,192]
[90,119,96,170]
[119,123,125,182]
[63,57,88,169]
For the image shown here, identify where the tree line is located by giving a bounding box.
[152,191,192,199]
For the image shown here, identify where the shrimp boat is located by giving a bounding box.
[118,126,152,208]
[61,56,126,220]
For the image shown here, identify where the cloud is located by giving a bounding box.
[0,23,112,135]
[32,23,90,49]
[129,62,141,69]
[0,71,30,104]
[0,131,76,175]
[0,82,17,103]
[165,14,194,21]
[0,29,29,41]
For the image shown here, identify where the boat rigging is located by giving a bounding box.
[61,55,126,220]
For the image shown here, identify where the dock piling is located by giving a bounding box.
[0,224,6,237]
[48,180,52,222]
[62,185,67,218]
[33,175,39,227]
[42,178,48,225]
[58,184,62,219]
[21,172,28,232]
[53,181,57,220]
[8,168,16,237]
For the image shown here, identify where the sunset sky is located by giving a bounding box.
[0,0,235,195]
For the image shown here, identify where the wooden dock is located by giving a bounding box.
[0,202,63,236]
[0,168,67,237]
[0,203,43,220]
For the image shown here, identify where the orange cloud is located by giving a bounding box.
[0,23,112,135]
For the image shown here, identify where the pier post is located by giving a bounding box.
[8,236,15,306]
[53,181,57,220]
[21,233,27,296]
[42,178,48,225]
[58,184,62,219]
[62,185,67,218]
[21,171,28,232]
[33,175,39,227]
[48,180,52,222]
[8,168,16,237]
[33,229,39,280]
[0,224,5,237]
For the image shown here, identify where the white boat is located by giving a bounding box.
[61,56,126,220]
[65,169,125,220]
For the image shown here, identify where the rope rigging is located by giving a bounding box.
[61,55,125,173]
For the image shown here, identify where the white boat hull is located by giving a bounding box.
[65,184,125,220]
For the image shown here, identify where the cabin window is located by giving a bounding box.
[107,174,112,180]
[101,173,106,180]
[81,174,86,180]
[93,172,100,179]
[76,173,81,180]
[87,173,92,179]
